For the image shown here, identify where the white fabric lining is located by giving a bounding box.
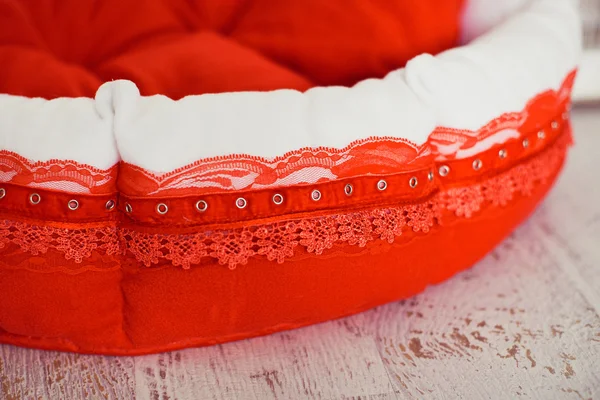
[0,0,581,173]
[0,95,118,170]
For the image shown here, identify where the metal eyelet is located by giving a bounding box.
[195,200,208,213]
[0,188,5,199]
[344,184,353,196]
[67,199,79,211]
[472,159,483,171]
[537,130,546,140]
[236,197,247,209]
[125,203,133,213]
[311,189,322,201]
[156,203,168,215]
[409,177,418,188]
[428,171,434,182]
[439,165,450,177]
[522,138,529,148]
[29,193,41,205]
[551,121,559,130]
[272,194,284,205]
[377,180,388,191]
[498,149,507,159]
[105,199,116,211]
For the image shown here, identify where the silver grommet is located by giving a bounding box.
[195,200,208,212]
[551,121,559,130]
[377,179,388,191]
[0,188,5,199]
[498,149,507,159]
[538,130,546,140]
[236,197,247,209]
[472,159,483,171]
[522,138,529,148]
[428,171,434,182]
[105,199,116,211]
[68,199,79,211]
[104,200,117,211]
[439,165,450,177]
[409,177,418,188]
[272,193,284,205]
[311,189,322,201]
[125,203,133,213]
[29,193,41,205]
[344,184,353,196]
[156,203,168,215]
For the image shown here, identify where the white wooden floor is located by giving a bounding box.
[1,107,599,400]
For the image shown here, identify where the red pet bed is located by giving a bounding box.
[0,0,581,354]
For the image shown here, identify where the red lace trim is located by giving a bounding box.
[429,71,576,161]
[0,221,120,263]
[118,138,431,196]
[0,128,570,268]
[119,71,576,196]
[0,150,118,194]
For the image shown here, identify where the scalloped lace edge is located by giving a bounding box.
[0,131,569,269]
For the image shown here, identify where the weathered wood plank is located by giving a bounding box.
[543,108,600,305]
[133,322,397,400]
[365,223,600,399]
[0,346,135,400]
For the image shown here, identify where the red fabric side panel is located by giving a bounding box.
[0,265,129,351]
[0,159,562,355]
[120,175,553,350]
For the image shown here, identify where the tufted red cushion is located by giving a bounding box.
[0,0,464,99]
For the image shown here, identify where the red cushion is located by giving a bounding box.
[0,0,464,98]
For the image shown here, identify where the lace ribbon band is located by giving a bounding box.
[0,118,572,269]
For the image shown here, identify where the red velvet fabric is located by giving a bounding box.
[0,0,464,98]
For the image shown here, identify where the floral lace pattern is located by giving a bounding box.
[121,202,437,268]
[119,138,430,196]
[428,71,575,161]
[118,71,576,196]
[0,130,569,269]
[0,221,120,263]
[0,150,118,194]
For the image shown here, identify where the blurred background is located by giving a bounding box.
[575,0,600,102]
